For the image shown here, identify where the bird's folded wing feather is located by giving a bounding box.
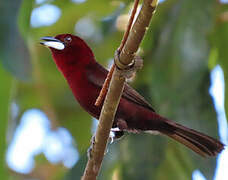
[86,62,155,112]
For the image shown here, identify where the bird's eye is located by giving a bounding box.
[64,36,72,43]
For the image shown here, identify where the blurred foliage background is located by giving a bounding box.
[0,0,227,179]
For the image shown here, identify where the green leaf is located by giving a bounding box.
[0,63,13,180]
[0,0,32,81]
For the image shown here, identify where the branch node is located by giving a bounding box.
[114,50,134,70]
[115,50,143,79]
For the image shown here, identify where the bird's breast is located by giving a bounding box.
[66,70,102,119]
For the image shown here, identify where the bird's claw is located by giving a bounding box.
[109,131,115,144]
[110,127,125,142]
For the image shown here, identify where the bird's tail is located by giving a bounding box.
[160,120,224,157]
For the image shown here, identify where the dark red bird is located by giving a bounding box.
[41,34,224,157]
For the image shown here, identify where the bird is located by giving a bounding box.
[40,34,224,157]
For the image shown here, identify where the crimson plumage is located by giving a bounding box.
[41,34,224,157]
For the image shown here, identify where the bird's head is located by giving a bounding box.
[40,34,95,72]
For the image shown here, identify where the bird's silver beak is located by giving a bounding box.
[40,36,65,50]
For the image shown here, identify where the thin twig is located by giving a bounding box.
[94,64,115,106]
[95,0,140,106]
[82,1,159,180]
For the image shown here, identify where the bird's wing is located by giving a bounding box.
[86,62,155,112]
[123,84,155,112]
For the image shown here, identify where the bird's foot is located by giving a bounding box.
[87,128,125,158]
[105,128,125,155]
[109,127,125,144]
